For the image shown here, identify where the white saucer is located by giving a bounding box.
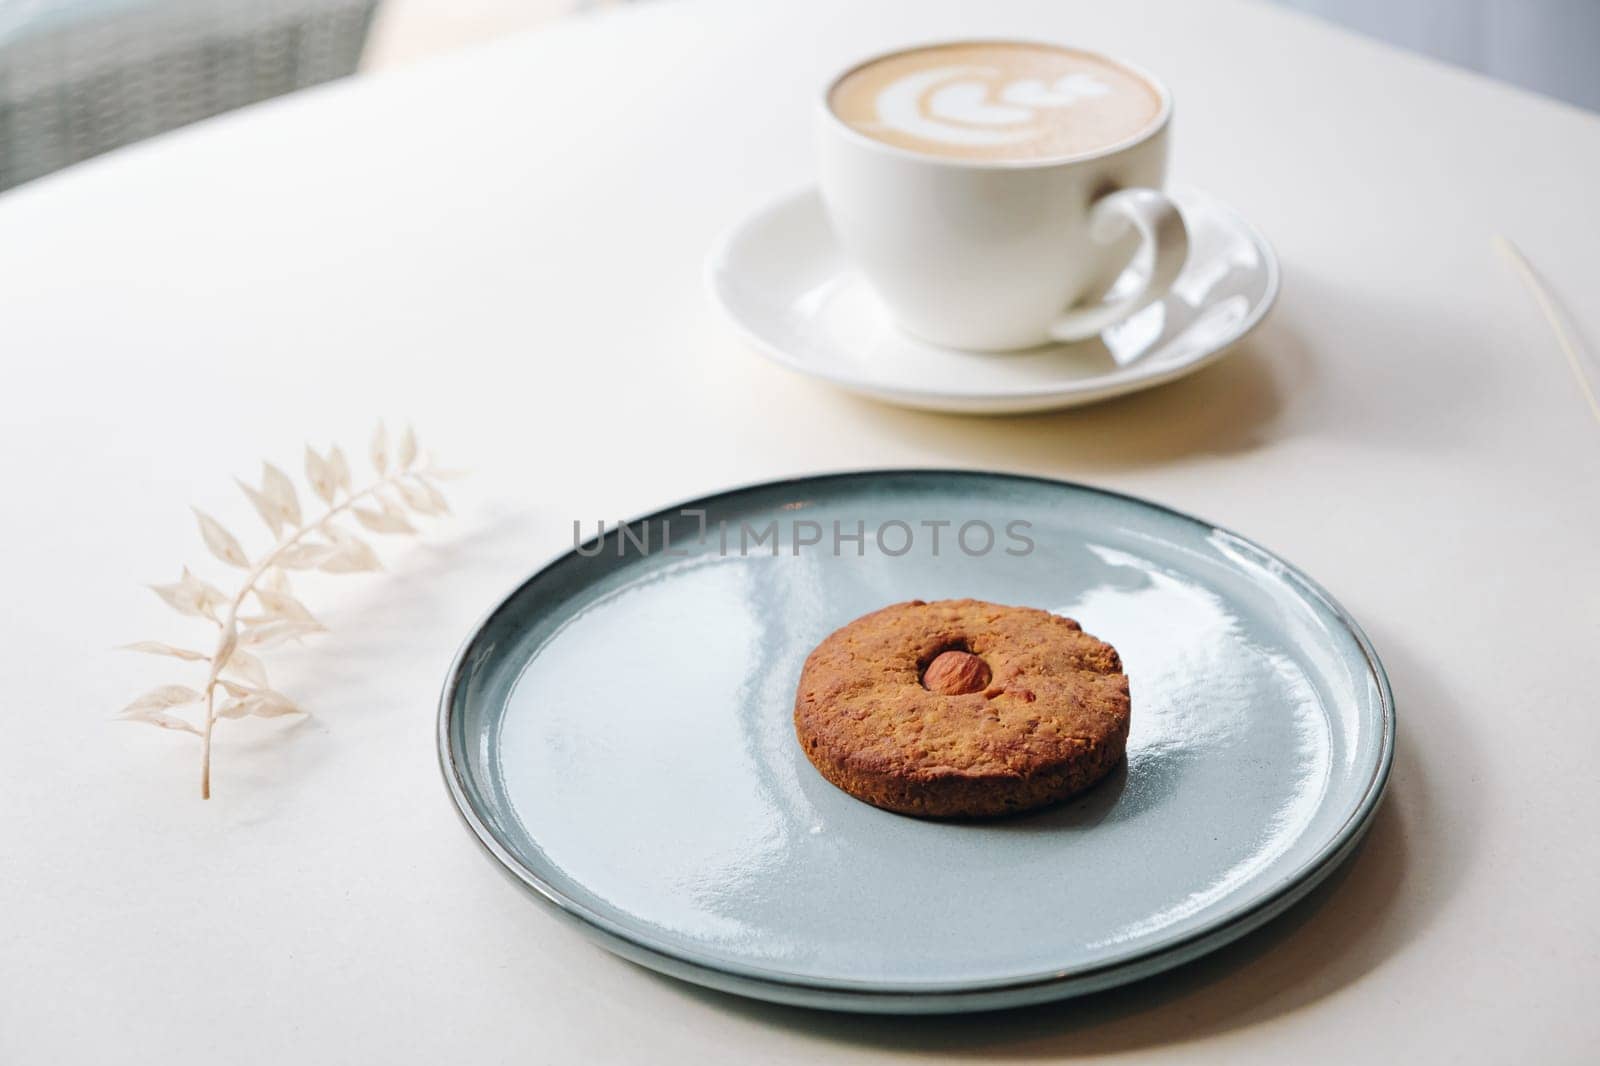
[707,186,1279,414]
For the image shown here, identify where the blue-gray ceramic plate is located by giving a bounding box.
[439,471,1393,1013]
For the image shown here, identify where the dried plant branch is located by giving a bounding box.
[118,421,454,798]
[1494,236,1600,427]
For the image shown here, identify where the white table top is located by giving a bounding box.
[3,0,1598,1060]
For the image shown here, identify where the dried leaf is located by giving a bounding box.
[149,580,205,619]
[384,493,421,526]
[397,476,449,516]
[249,692,304,718]
[352,504,415,535]
[214,623,237,674]
[120,707,202,734]
[217,678,257,699]
[393,479,431,515]
[277,543,336,570]
[240,619,325,649]
[119,641,208,662]
[320,529,382,573]
[398,424,418,470]
[421,478,451,514]
[304,446,336,506]
[237,478,284,538]
[149,567,227,620]
[193,509,250,569]
[321,542,382,573]
[261,462,302,528]
[121,684,202,715]
[250,587,318,624]
[328,445,353,495]
[217,689,303,719]
[192,571,229,612]
[222,647,269,687]
[370,420,389,476]
[262,568,291,595]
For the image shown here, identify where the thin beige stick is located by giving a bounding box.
[1494,236,1600,426]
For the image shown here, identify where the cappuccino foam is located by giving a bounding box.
[829,42,1163,162]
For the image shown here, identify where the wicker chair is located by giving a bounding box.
[0,0,379,190]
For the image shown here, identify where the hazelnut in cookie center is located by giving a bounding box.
[921,649,992,696]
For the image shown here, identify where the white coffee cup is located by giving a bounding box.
[818,41,1188,352]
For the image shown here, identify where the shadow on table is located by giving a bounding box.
[808,312,1311,473]
[201,503,542,818]
[795,265,1497,474]
[646,625,1474,1058]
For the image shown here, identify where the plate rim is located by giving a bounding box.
[437,469,1394,1009]
[704,186,1282,413]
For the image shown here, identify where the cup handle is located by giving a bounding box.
[1048,188,1189,343]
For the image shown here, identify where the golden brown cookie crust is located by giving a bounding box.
[793,599,1131,818]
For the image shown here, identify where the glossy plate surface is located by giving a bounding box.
[706,187,1279,414]
[440,472,1392,1013]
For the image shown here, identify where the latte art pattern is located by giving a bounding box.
[830,43,1163,162]
[877,67,1112,148]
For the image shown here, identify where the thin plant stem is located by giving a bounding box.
[1494,236,1600,427]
